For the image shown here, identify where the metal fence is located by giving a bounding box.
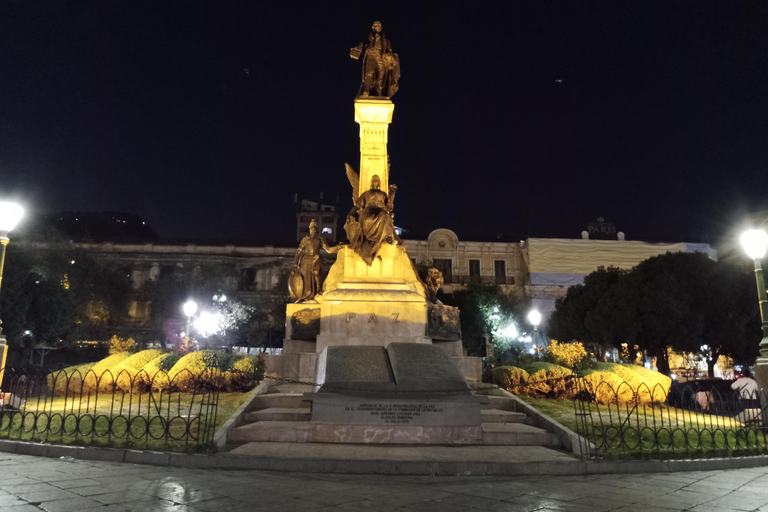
[0,358,222,451]
[573,378,768,459]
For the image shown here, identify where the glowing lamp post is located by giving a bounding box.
[528,309,542,353]
[740,229,768,353]
[740,228,768,418]
[0,201,24,392]
[183,300,197,340]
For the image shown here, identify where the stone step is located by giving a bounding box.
[250,393,309,411]
[481,396,514,411]
[481,423,560,446]
[245,407,311,423]
[271,384,314,394]
[481,409,526,423]
[230,421,310,443]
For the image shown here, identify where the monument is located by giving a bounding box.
[265,22,483,444]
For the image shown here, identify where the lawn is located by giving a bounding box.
[519,395,768,459]
[0,390,252,452]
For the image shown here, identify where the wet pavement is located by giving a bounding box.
[2,452,768,511]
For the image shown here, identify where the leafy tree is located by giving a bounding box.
[442,283,527,357]
[0,241,131,350]
[548,266,625,359]
[548,252,761,377]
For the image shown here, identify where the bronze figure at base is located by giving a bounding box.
[289,219,342,303]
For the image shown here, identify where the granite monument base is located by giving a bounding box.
[304,344,486,445]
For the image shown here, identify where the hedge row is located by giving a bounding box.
[49,349,264,395]
[491,362,672,404]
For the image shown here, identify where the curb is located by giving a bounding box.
[3,439,768,476]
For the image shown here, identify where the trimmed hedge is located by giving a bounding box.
[167,351,216,391]
[579,363,671,404]
[110,350,165,391]
[490,366,529,395]
[48,362,97,395]
[83,352,130,389]
[144,353,181,391]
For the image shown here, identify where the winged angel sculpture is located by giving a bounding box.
[343,163,400,264]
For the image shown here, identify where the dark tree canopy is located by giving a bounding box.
[548,252,761,376]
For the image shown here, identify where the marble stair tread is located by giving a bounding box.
[245,407,312,422]
[230,421,310,443]
[481,409,526,423]
[480,396,514,411]
[481,422,560,446]
[227,442,577,463]
[250,393,309,410]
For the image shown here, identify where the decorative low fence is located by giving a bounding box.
[573,378,768,459]
[0,358,223,451]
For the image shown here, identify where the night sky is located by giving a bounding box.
[1,2,767,245]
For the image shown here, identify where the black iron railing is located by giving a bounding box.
[0,358,222,451]
[573,378,768,459]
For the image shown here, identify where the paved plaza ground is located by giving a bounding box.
[2,453,768,512]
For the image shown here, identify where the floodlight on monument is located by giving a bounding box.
[740,229,768,356]
[741,229,768,261]
[528,310,542,327]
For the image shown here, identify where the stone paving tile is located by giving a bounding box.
[2,505,48,512]
[37,496,107,512]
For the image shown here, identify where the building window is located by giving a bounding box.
[469,259,480,278]
[322,227,332,234]
[238,268,256,291]
[433,259,453,284]
[494,260,506,284]
[300,227,309,233]
[322,216,334,224]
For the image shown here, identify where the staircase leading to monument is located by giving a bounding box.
[229,388,562,448]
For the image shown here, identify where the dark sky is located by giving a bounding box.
[1,2,767,244]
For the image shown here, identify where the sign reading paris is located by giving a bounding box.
[588,217,618,239]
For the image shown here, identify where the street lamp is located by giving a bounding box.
[740,229,768,354]
[183,300,197,340]
[528,309,542,353]
[0,201,24,393]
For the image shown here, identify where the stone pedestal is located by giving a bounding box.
[317,245,430,353]
[354,99,394,194]
[304,344,486,444]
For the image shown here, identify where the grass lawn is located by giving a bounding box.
[519,395,768,459]
[0,390,253,453]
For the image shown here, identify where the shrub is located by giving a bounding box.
[110,350,165,391]
[108,336,135,355]
[581,369,636,404]
[521,362,574,397]
[578,363,671,404]
[143,353,181,391]
[83,352,130,390]
[167,351,216,391]
[48,362,97,395]
[223,357,265,390]
[490,366,529,394]
[545,340,588,368]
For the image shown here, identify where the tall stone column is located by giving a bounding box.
[354,99,394,193]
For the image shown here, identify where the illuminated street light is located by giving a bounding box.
[740,229,768,354]
[528,309,542,353]
[0,201,24,392]
[183,300,197,341]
